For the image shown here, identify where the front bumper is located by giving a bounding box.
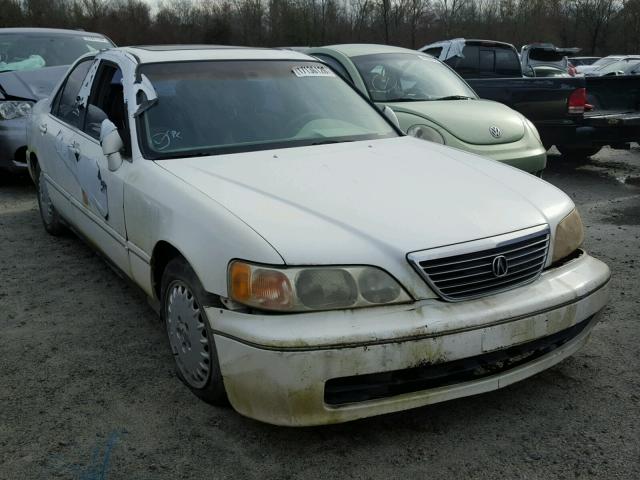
[207,252,610,426]
[484,145,546,175]
[446,134,547,174]
[0,117,28,171]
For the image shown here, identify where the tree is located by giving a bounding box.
[433,0,468,37]
[575,0,621,55]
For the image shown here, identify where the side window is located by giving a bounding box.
[313,54,353,83]
[84,63,130,153]
[53,59,93,129]
[424,47,443,59]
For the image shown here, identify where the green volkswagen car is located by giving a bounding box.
[305,44,546,175]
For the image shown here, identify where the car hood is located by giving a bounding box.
[156,137,572,267]
[0,66,68,101]
[157,137,573,265]
[386,100,525,145]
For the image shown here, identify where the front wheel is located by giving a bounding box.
[556,145,602,162]
[161,257,227,406]
[36,168,66,236]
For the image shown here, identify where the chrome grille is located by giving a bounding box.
[408,226,550,302]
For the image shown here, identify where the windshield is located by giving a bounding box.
[0,33,113,72]
[592,57,621,68]
[138,60,397,159]
[350,52,476,102]
[597,59,640,75]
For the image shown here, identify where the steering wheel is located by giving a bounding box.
[370,67,398,93]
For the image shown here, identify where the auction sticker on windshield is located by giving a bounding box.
[83,36,111,43]
[292,65,335,77]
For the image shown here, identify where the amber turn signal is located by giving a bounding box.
[229,261,293,310]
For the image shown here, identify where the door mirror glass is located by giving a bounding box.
[85,105,108,139]
[100,119,124,171]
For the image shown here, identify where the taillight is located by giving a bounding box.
[568,88,586,114]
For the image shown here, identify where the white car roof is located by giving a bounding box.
[119,45,314,64]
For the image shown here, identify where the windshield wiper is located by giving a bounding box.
[383,98,427,102]
[310,139,355,146]
[154,150,215,160]
[431,95,474,101]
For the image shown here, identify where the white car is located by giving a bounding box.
[576,55,625,75]
[26,46,610,426]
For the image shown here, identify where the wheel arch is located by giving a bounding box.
[28,150,39,183]
[150,240,186,301]
[150,239,224,312]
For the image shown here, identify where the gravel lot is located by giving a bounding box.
[1,148,639,480]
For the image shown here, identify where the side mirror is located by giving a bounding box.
[382,105,400,129]
[524,66,535,77]
[100,119,124,172]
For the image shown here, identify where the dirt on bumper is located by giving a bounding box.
[208,253,610,426]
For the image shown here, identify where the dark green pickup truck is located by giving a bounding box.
[421,39,640,160]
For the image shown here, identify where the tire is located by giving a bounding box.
[556,145,602,162]
[161,257,228,406]
[36,168,66,236]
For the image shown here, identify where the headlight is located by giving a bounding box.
[407,124,445,144]
[0,101,33,120]
[228,261,411,312]
[552,209,584,263]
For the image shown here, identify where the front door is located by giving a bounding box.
[69,61,131,273]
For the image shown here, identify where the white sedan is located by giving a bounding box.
[26,46,610,426]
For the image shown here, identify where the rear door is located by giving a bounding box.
[35,57,94,222]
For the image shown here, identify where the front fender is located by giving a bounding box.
[124,161,284,298]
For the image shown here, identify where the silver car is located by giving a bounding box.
[0,28,113,174]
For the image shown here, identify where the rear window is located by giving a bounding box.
[529,49,565,63]
[423,47,443,59]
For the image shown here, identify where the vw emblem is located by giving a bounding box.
[489,126,502,138]
[492,255,509,278]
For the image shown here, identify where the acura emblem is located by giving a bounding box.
[489,126,502,138]
[492,255,509,277]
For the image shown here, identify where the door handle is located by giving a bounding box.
[39,123,47,134]
[68,142,80,160]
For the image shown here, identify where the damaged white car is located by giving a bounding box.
[27,46,610,426]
